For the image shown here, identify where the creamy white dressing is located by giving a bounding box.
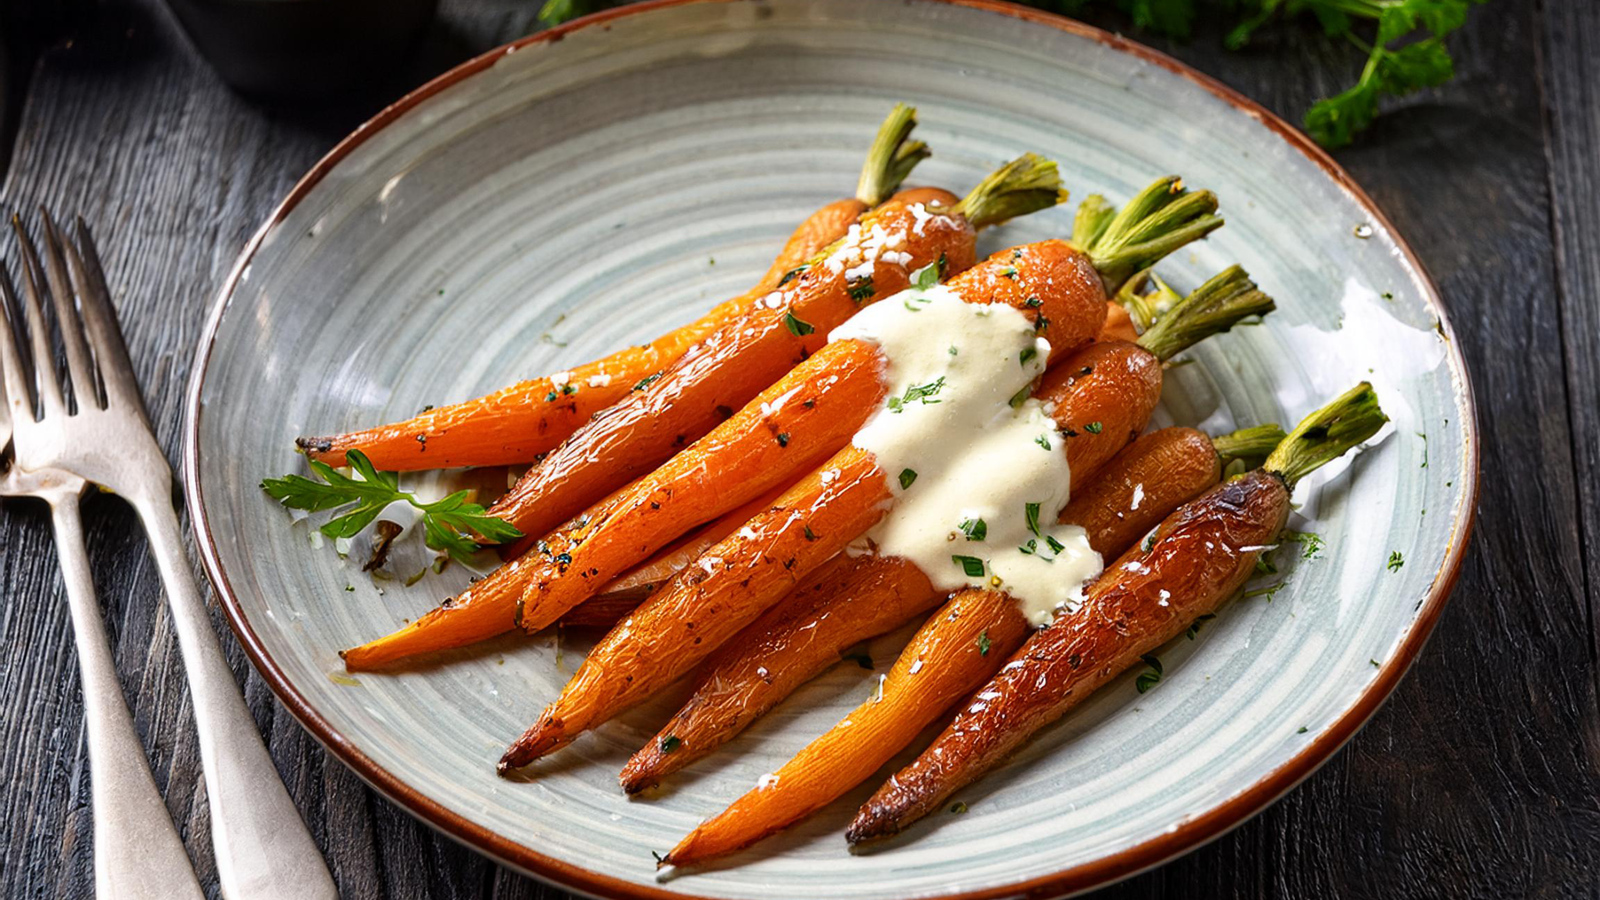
[830,285,1103,626]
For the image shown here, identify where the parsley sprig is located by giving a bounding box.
[262,450,522,563]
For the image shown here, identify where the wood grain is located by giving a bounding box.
[0,1,1596,898]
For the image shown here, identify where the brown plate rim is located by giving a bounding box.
[180,1,1482,898]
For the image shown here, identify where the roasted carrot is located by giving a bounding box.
[620,423,1246,794]
[499,255,1260,768]
[1062,426,1221,557]
[298,104,936,471]
[558,483,793,629]
[343,237,1114,671]
[499,444,893,768]
[661,587,1030,868]
[481,156,1071,547]
[651,417,1281,865]
[846,385,1387,844]
[620,269,1272,799]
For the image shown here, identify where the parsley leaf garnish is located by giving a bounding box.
[977,630,991,656]
[262,450,521,563]
[783,310,815,336]
[910,259,941,290]
[887,376,946,413]
[1135,654,1163,694]
[952,555,985,578]
[1387,551,1405,571]
[899,468,918,489]
[959,517,988,541]
[848,276,876,302]
[660,735,682,754]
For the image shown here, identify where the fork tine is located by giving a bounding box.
[64,217,148,419]
[11,215,66,417]
[39,209,103,411]
[0,261,35,429]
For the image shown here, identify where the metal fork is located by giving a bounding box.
[1,213,338,899]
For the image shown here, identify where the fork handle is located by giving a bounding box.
[133,493,339,900]
[47,492,207,900]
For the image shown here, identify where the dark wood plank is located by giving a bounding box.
[0,1,1595,899]
[1538,0,1600,707]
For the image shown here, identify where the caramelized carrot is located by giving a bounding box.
[619,554,932,793]
[558,483,793,630]
[343,239,1109,671]
[661,587,1030,869]
[619,421,1246,793]
[482,157,1070,547]
[1060,426,1221,556]
[299,105,937,471]
[846,385,1386,844]
[502,262,1261,770]
[621,271,1271,801]
[499,445,892,768]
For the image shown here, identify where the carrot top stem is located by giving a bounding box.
[1080,176,1225,294]
[1264,382,1388,488]
[1115,269,1181,333]
[947,152,1069,231]
[1071,194,1115,248]
[1212,423,1289,470]
[856,103,932,206]
[1134,264,1275,362]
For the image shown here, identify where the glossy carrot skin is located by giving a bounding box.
[662,587,1031,868]
[499,446,892,768]
[847,469,1289,843]
[1060,426,1220,556]
[1035,340,1164,485]
[619,345,1169,791]
[505,241,1106,630]
[343,241,1106,670]
[486,195,978,544]
[619,554,935,793]
[299,197,873,471]
[560,483,794,630]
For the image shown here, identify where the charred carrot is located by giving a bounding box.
[500,257,1259,768]
[620,272,1273,794]
[343,236,1118,670]
[622,424,1246,794]
[1058,424,1281,557]
[558,483,793,629]
[651,418,1283,864]
[481,156,1074,546]
[846,385,1387,844]
[660,586,1030,868]
[298,105,935,471]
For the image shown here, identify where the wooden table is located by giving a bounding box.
[1,1,1595,897]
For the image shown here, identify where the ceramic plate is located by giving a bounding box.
[184,2,1478,897]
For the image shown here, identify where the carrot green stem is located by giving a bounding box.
[856,104,931,206]
[1116,270,1183,332]
[1264,382,1388,488]
[1212,424,1289,470]
[1081,176,1225,294]
[1071,194,1115,248]
[1135,265,1275,362]
[948,153,1068,230]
